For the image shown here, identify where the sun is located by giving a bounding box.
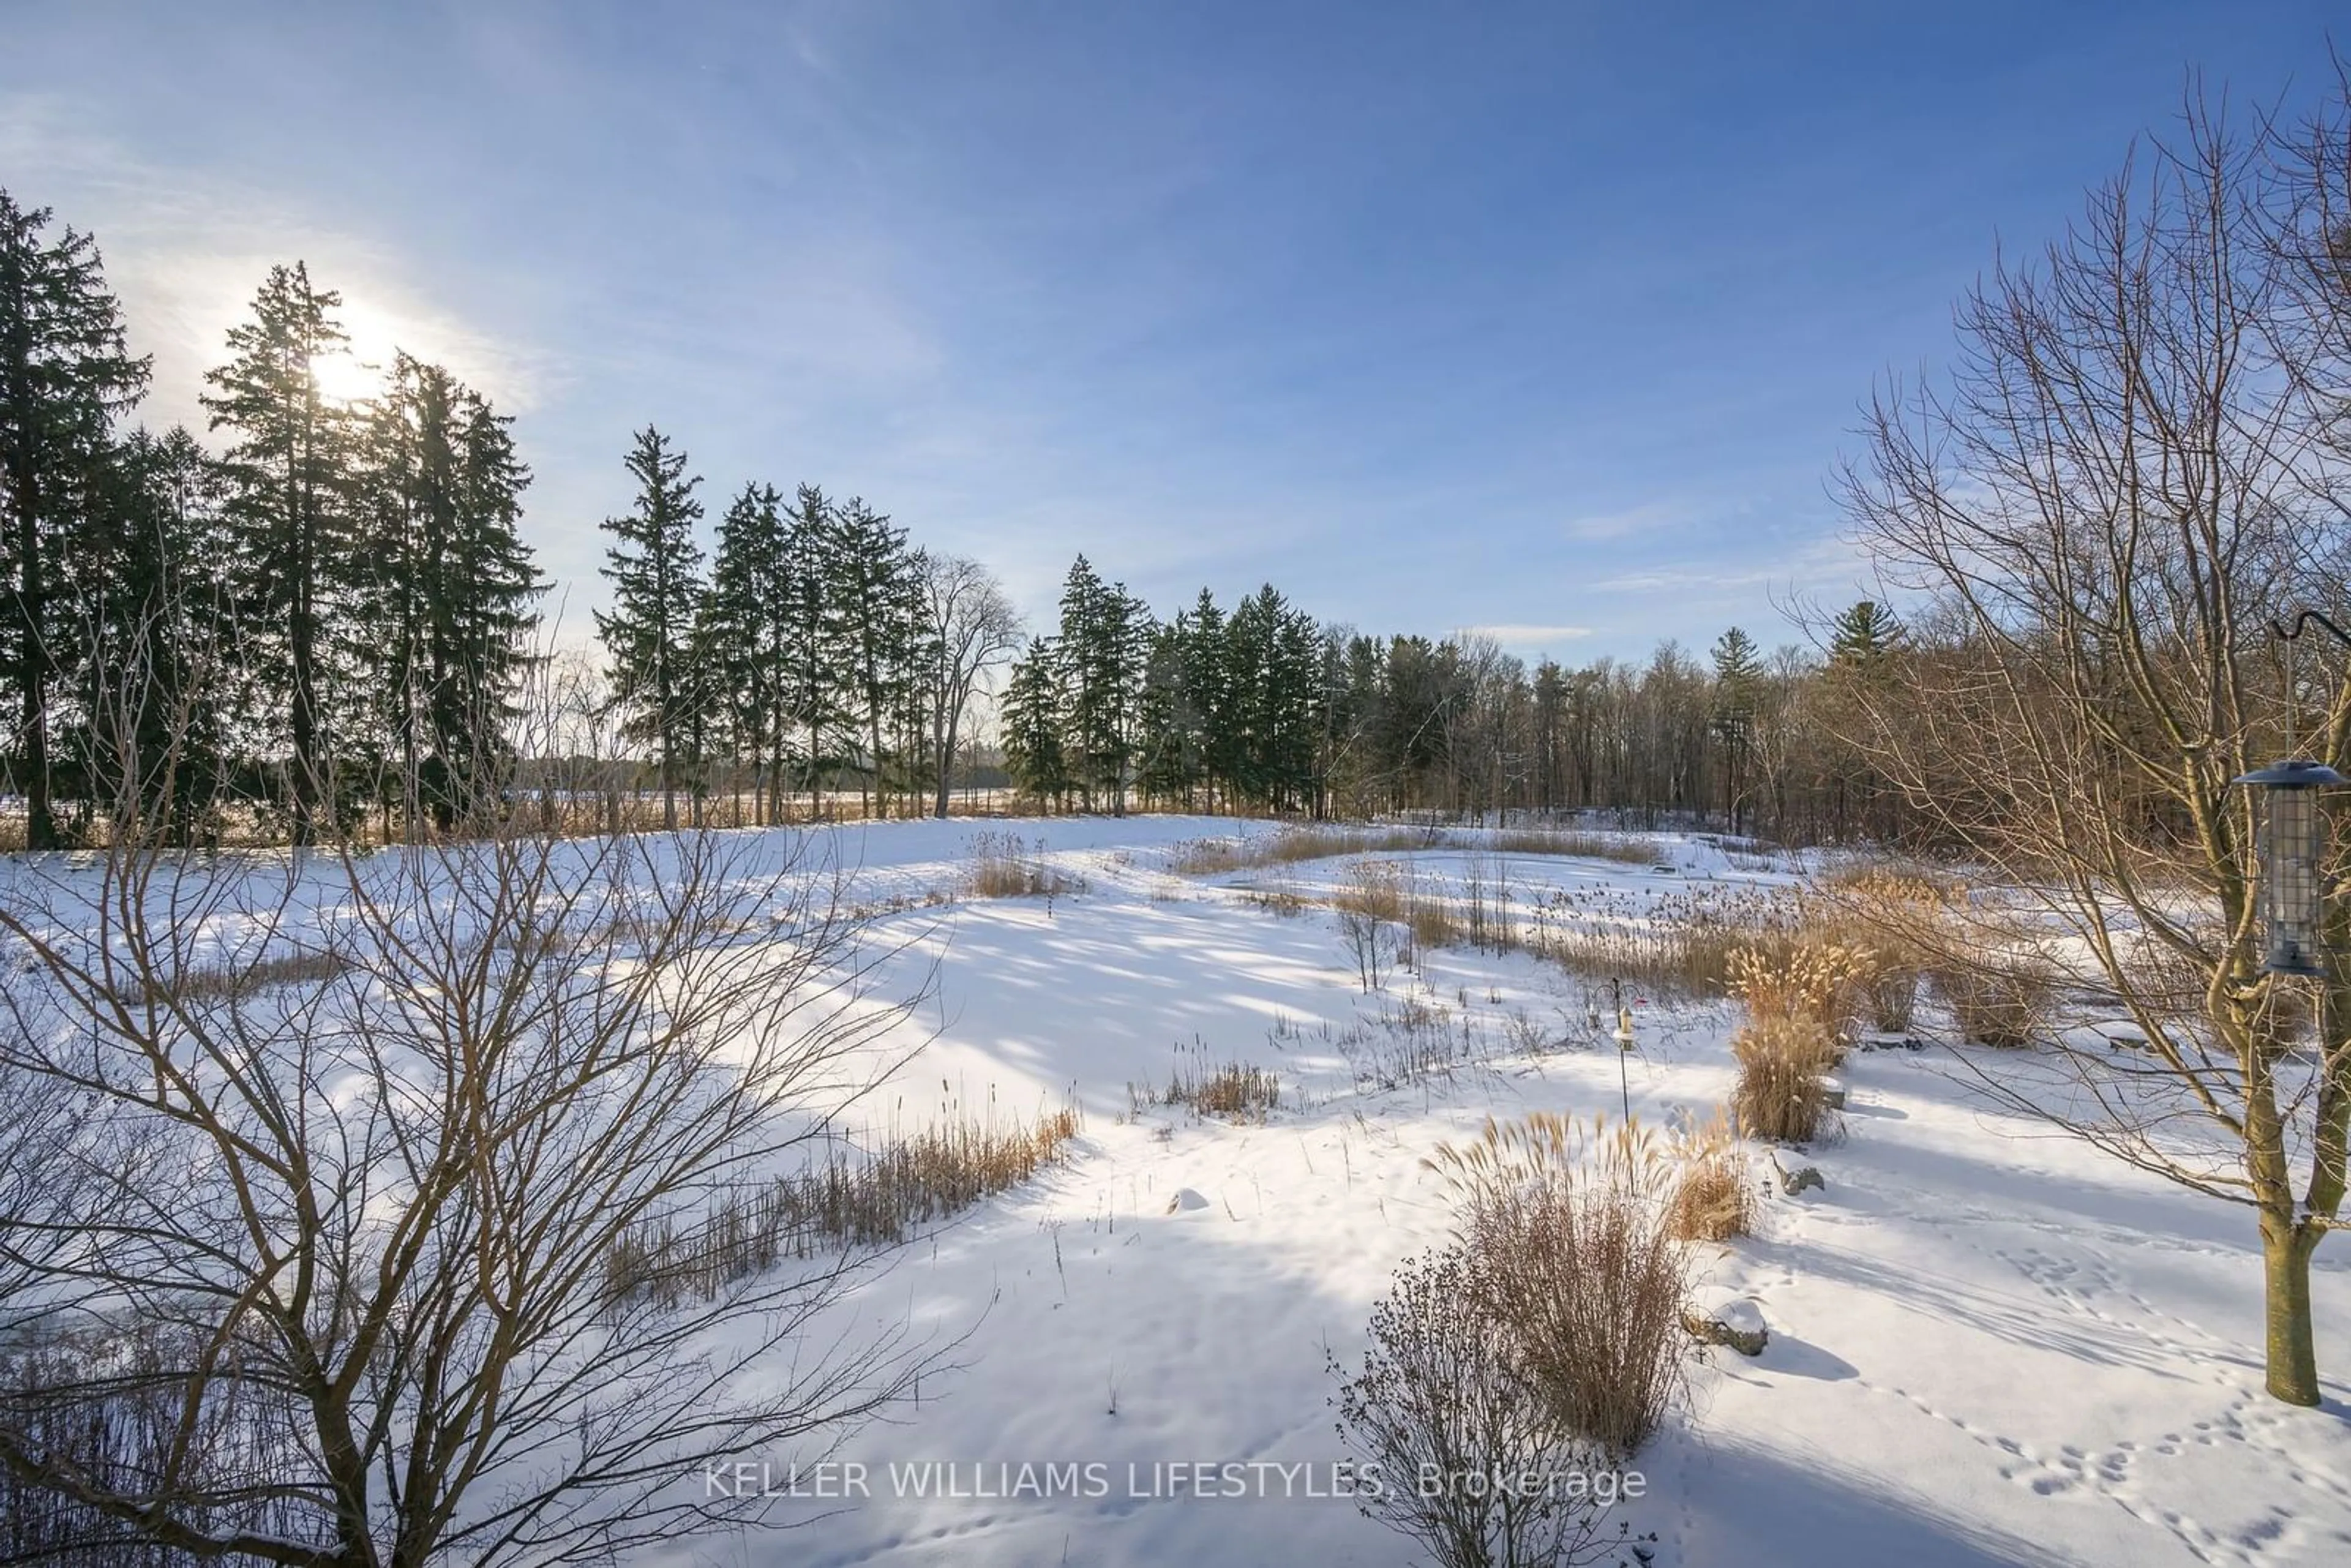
[309,348,383,407]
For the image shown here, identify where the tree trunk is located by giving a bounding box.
[2261,1207,2322,1406]
[13,468,53,850]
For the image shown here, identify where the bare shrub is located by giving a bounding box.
[1329,1244,1618,1568]
[1930,959,2055,1048]
[0,806,942,1565]
[1664,1109,1755,1243]
[0,1322,316,1567]
[1333,859,1403,990]
[1405,887,1462,956]
[1332,857,1407,923]
[1429,1115,1691,1458]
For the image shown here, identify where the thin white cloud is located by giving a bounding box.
[1463,623,1597,644]
[1560,500,1697,542]
[1590,533,1865,596]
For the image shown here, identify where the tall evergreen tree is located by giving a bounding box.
[1183,589,1237,808]
[202,261,356,844]
[1056,556,1150,813]
[359,354,539,830]
[594,426,703,830]
[1710,625,1764,833]
[702,481,790,820]
[1000,636,1070,809]
[777,483,841,808]
[0,190,149,848]
[1827,599,1906,670]
[71,425,228,842]
[827,495,921,817]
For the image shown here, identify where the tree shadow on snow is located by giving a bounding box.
[1665,1430,2089,1567]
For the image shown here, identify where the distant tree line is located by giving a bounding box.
[589,427,1022,828]
[1000,549,1915,844]
[6,179,1925,849]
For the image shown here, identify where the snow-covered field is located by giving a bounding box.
[13,813,2347,1567]
[588,814,2351,1568]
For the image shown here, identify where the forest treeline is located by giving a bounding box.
[2,182,1911,849]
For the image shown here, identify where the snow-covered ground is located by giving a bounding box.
[15,814,2349,1566]
[596,815,2350,1568]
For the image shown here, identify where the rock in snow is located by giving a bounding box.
[1684,1290,1770,1356]
[1770,1152,1826,1196]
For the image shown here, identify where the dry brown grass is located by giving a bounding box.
[173,948,354,1002]
[1330,858,1408,924]
[1484,827,1654,865]
[964,831,1084,899]
[605,1106,1082,1307]
[1803,865,1963,1033]
[1663,1109,1753,1242]
[1167,824,1433,876]
[1129,1042,1282,1122]
[1723,940,1852,1142]
[1430,1113,1690,1458]
[1730,1015,1839,1143]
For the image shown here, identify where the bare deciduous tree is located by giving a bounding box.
[917,553,1022,819]
[1834,88,2351,1405]
[0,675,943,1562]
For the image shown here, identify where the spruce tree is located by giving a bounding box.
[594,426,703,831]
[359,355,539,829]
[72,425,228,842]
[778,483,841,809]
[1056,556,1150,813]
[703,481,789,820]
[202,261,357,844]
[0,190,150,847]
[1135,618,1196,809]
[444,384,539,798]
[826,495,921,817]
[1182,588,1236,809]
[1000,636,1070,809]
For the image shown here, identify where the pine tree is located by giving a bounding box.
[1000,636,1070,809]
[703,481,790,821]
[826,496,921,817]
[443,384,539,801]
[71,425,228,842]
[1134,619,1196,808]
[1827,599,1905,670]
[777,484,841,809]
[0,190,150,848]
[359,355,539,830]
[1055,556,1150,813]
[1709,626,1764,834]
[594,426,703,831]
[203,261,358,844]
[1183,589,1237,809]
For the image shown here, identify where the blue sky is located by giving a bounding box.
[2,2,2338,662]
